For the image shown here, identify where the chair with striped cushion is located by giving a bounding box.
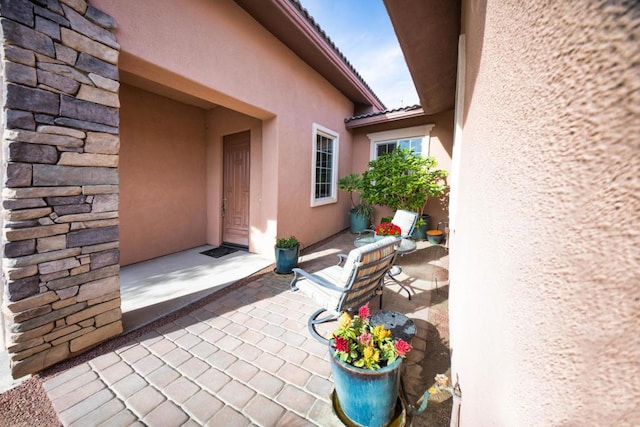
[290,236,400,343]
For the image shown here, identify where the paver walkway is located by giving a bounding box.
[41,232,450,426]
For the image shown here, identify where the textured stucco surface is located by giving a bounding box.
[450,1,639,425]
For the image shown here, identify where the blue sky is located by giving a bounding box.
[298,0,419,109]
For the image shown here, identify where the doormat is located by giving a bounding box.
[200,246,239,258]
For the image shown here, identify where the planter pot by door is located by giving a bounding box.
[349,209,369,233]
[411,214,430,240]
[274,245,299,274]
[330,344,402,427]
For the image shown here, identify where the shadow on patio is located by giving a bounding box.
[2,229,452,426]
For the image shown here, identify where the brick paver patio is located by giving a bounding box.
[41,232,450,426]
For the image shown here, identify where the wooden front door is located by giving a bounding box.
[222,131,250,247]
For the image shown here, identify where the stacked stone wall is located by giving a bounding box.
[0,0,121,378]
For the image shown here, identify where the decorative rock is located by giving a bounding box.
[95,308,121,328]
[54,42,77,64]
[4,239,36,258]
[60,95,118,127]
[7,337,45,354]
[67,225,118,247]
[33,164,118,186]
[35,114,55,125]
[54,211,118,224]
[5,62,37,86]
[70,264,90,275]
[34,4,68,25]
[85,132,119,154]
[11,343,70,378]
[0,0,35,27]
[14,343,52,361]
[37,234,67,253]
[5,129,83,147]
[7,291,59,314]
[85,5,117,30]
[3,265,39,281]
[75,52,118,81]
[79,241,118,255]
[8,142,58,164]
[88,73,119,92]
[50,326,94,346]
[5,83,60,115]
[69,320,121,353]
[13,305,53,324]
[3,186,82,199]
[37,125,86,139]
[47,264,118,291]
[82,185,117,195]
[77,84,120,108]
[91,194,118,212]
[5,162,33,187]
[11,301,86,333]
[44,195,85,205]
[7,275,40,302]
[5,223,70,243]
[7,247,80,269]
[44,324,81,343]
[4,45,36,67]
[60,27,117,64]
[60,0,87,14]
[6,110,36,131]
[37,62,93,85]
[55,286,79,300]
[1,19,55,57]
[89,248,119,270]
[66,298,119,325]
[39,256,81,275]
[35,15,61,41]
[37,68,80,94]
[53,203,91,215]
[8,323,54,344]
[4,207,52,222]
[59,152,119,167]
[54,117,118,134]
[76,275,119,302]
[62,5,118,49]
[3,198,46,210]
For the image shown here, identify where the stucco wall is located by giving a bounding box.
[119,84,207,265]
[351,110,454,227]
[450,1,640,424]
[91,0,356,253]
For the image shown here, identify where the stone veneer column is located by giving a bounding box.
[0,0,121,378]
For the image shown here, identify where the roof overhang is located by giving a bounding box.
[383,0,461,115]
[234,0,385,113]
[345,105,426,129]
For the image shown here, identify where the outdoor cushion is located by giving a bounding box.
[339,236,399,283]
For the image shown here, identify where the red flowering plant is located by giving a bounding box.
[331,303,413,370]
[375,222,402,237]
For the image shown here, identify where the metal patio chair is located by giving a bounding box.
[290,236,400,343]
[357,209,420,240]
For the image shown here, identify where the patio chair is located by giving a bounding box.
[290,236,400,343]
[358,209,420,240]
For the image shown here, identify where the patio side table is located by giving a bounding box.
[370,310,416,342]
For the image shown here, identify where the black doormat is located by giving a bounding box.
[200,246,240,258]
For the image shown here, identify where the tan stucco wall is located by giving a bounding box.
[119,84,207,265]
[92,0,356,254]
[450,1,640,424]
[351,110,454,227]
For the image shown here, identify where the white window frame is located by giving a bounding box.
[367,125,435,160]
[310,123,339,207]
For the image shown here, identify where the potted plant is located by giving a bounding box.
[360,148,448,239]
[338,173,374,232]
[330,303,413,427]
[274,236,299,274]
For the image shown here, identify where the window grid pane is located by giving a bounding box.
[315,134,334,199]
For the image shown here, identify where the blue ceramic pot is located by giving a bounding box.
[274,244,299,274]
[350,209,370,233]
[330,344,402,427]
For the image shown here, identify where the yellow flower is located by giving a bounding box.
[338,312,352,329]
[363,346,380,363]
[373,324,391,340]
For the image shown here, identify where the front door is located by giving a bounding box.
[222,131,250,247]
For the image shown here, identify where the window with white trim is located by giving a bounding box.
[311,124,339,206]
[367,125,435,160]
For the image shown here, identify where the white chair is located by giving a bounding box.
[358,209,419,241]
[290,236,400,343]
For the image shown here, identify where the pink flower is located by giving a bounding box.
[358,303,370,320]
[395,339,413,357]
[332,335,349,353]
[358,332,372,346]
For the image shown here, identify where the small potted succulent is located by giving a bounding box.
[274,236,299,274]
